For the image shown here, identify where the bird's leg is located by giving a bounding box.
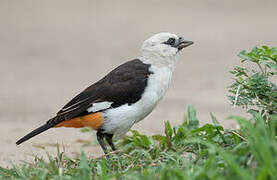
[105,134,116,151]
[96,131,108,154]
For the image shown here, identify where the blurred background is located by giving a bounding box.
[0,0,276,166]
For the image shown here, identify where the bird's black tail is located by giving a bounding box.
[16,121,55,145]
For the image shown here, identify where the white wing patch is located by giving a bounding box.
[87,101,113,113]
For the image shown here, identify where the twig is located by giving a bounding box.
[234,84,241,107]
[231,131,247,141]
[96,150,124,159]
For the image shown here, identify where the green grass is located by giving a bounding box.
[1,46,276,179]
[1,105,276,180]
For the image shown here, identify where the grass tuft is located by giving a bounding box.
[1,105,277,179]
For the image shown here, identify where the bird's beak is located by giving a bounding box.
[177,37,194,50]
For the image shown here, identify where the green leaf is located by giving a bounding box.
[80,127,93,133]
[210,113,226,143]
[165,121,173,138]
[187,104,199,130]
[78,152,92,180]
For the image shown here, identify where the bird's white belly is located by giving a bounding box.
[102,67,172,137]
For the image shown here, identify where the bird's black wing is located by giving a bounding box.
[16,59,152,145]
[49,59,152,125]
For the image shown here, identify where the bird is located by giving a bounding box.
[16,32,193,154]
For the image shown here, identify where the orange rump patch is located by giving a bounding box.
[55,112,104,130]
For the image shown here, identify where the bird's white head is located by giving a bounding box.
[139,32,193,70]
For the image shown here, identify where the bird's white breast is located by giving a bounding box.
[102,66,173,137]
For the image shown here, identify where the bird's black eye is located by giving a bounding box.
[165,38,176,46]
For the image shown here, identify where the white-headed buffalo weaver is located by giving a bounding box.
[16,32,193,154]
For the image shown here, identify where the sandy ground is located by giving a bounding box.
[0,0,276,167]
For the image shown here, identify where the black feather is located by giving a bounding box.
[16,59,152,145]
[16,122,54,145]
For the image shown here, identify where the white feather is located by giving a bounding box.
[101,33,181,137]
[102,65,173,137]
[87,101,113,113]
